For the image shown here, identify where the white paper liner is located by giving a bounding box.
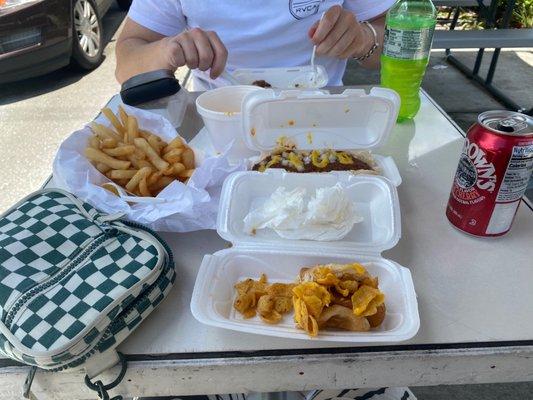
[53,104,245,232]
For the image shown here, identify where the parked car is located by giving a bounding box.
[0,0,132,84]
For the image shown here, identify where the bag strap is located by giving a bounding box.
[23,366,37,399]
[22,352,127,400]
[84,349,122,379]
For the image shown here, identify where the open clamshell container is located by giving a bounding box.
[191,169,420,342]
[240,87,402,186]
[232,65,329,89]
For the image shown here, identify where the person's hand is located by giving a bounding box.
[308,5,372,59]
[161,28,228,79]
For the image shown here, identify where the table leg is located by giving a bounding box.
[485,0,516,85]
[443,0,529,112]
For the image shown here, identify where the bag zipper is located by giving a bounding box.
[0,235,100,325]
[52,267,172,372]
[119,220,174,265]
[1,196,175,368]
[4,227,120,329]
[50,223,174,371]
[1,248,74,324]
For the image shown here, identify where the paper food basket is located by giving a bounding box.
[53,104,245,232]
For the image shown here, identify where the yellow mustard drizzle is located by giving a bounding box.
[265,155,282,169]
[288,152,303,169]
[311,150,329,168]
[337,152,353,165]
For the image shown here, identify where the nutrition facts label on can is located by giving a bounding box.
[496,144,533,202]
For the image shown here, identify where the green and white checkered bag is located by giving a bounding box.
[0,189,175,396]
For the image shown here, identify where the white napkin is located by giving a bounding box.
[243,183,363,241]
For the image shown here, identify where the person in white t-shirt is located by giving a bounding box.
[116,0,397,89]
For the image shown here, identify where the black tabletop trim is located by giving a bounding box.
[122,339,533,362]
[4,340,533,368]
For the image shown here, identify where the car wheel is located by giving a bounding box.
[116,0,132,11]
[71,0,104,70]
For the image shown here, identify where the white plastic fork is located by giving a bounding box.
[228,12,329,89]
[220,70,241,86]
[310,12,326,85]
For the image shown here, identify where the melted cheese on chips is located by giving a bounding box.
[233,262,386,337]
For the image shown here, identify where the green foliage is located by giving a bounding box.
[459,10,486,29]
[511,0,533,27]
[436,0,533,29]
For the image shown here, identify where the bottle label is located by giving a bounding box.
[383,27,435,60]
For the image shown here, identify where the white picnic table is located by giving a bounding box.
[0,87,532,399]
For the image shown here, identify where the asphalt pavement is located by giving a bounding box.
[0,3,126,213]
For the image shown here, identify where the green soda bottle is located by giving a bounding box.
[381,0,437,122]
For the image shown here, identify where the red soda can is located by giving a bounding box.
[446,110,533,237]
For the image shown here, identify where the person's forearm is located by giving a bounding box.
[115,37,171,84]
[358,15,385,69]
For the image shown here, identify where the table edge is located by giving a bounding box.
[3,340,533,367]
[27,88,531,365]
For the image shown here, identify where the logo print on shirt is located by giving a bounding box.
[289,0,321,20]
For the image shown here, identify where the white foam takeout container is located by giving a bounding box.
[196,85,263,159]
[238,87,402,186]
[191,169,420,342]
[232,65,329,89]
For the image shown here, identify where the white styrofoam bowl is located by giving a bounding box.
[195,85,263,159]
